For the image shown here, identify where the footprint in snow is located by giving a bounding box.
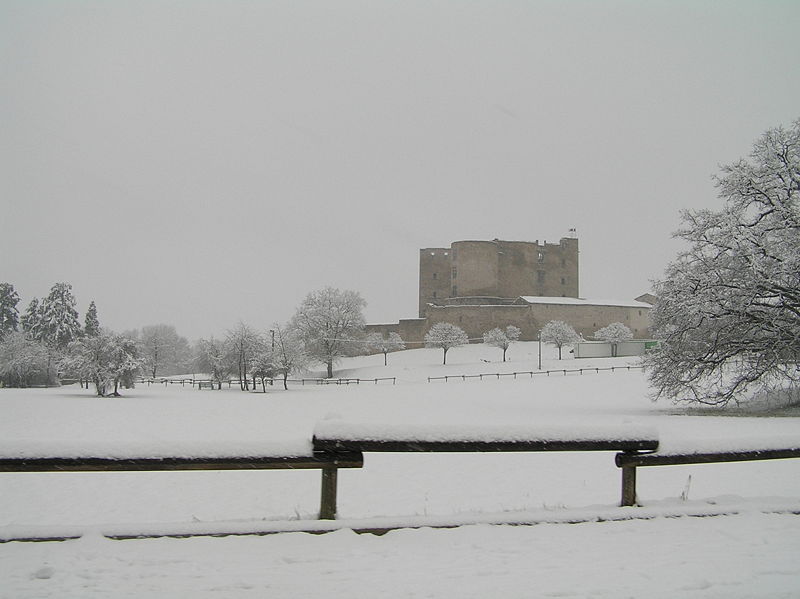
[31,566,55,580]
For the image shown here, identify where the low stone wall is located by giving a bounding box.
[367,301,651,348]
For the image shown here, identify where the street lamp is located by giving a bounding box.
[538,331,542,370]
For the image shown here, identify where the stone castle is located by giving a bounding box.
[365,235,653,346]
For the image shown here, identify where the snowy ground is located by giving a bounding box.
[2,342,800,597]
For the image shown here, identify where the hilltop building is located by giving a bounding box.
[419,237,579,317]
[365,235,653,346]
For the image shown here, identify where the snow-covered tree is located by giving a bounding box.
[249,346,276,392]
[20,298,43,341]
[271,324,309,390]
[365,331,406,365]
[291,287,366,378]
[594,322,633,356]
[0,283,20,340]
[39,283,82,349]
[483,325,521,362]
[193,337,231,388]
[139,324,190,379]
[0,331,50,387]
[540,320,581,360]
[61,330,143,397]
[226,322,263,390]
[425,322,469,365]
[645,119,800,407]
[594,322,633,343]
[84,301,100,337]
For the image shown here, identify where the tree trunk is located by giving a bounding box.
[443,348,448,365]
[558,345,562,360]
[384,352,388,366]
[327,361,333,379]
[503,348,507,362]
[283,373,288,390]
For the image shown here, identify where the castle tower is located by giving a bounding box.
[418,237,579,317]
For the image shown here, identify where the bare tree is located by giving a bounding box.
[645,119,800,407]
[540,320,581,360]
[193,337,231,389]
[365,331,406,365]
[271,323,309,390]
[139,324,190,379]
[0,331,49,387]
[483,325,521,362]
[291,287,366,378]
[425,322,469,365]
[226,322,263,391]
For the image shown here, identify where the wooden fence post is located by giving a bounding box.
[320,466,338,519]
[620,461,637,507]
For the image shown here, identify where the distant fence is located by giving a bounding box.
[135,377,397,389]
[264,377,396,387]
[427,365,643,383]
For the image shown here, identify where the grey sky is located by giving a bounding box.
[2,1,798,340]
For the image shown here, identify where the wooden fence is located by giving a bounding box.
[427,365,643,383]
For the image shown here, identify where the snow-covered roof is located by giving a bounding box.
[516,296,653,309]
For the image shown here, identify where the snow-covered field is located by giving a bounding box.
[2,342,800,597]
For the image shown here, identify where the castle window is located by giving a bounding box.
[444,252,448,256]
[561,259,566,267]
[430,252,435,256]
[452,267,457,279]
[452,285,457,297]
[561,277,566,285]
[538,252,545,263]
[433,291,437,298]
[537,271,546,284]
[433,273,437,280]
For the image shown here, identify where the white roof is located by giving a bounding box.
[517,296,652,309]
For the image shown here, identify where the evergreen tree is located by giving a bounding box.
[20,298,43,341]
[0,283,20,340]
[40,283,82,349]
[84,301,100,337]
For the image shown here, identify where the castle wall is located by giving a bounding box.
[424,301,651,343]
[495,238,579,298]
[451,241,499,298]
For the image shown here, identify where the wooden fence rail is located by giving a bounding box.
[615,447,800,507]
[427,365,643,383]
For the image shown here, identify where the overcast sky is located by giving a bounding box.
[2,0,798,340]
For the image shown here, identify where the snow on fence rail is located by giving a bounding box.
[4,422,800,541]
[427,365,643,383]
